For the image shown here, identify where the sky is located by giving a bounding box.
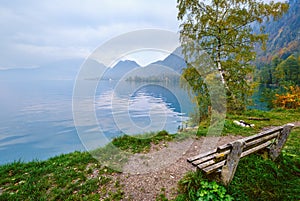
[0,0,285,69]
[0,0,179,69]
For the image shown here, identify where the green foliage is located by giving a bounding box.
[222,119,254,136]
[195,181,233,201]
[175,171,234,201]
[177,0,289,115]
[259,54,300,87]
[258,54,300,109]
[180,67,210,121]
[275,55,300,84]
[156,188,169,201]
[176,171,206,201]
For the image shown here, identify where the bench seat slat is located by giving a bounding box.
[202,160,226,174]
[197,159,215,169]
[187,144,232,162]
[187,149,217,162]
[192,150,231,166]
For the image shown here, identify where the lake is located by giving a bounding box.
[0,79,193,164]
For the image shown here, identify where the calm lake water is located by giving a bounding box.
[0,80,193,164]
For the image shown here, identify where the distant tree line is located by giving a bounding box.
[126,75,180,83]
[259,54,300,86]
[258,53,300,109]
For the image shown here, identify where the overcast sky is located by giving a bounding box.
[0,0,285,69]
[0,0,179,69]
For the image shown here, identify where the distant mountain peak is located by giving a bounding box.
[112,60,140,68]
[149,47,186,73]
[103,59,140,80]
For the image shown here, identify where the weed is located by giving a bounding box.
[175,171,233,201]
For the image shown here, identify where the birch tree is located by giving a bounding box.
[178,0,289,113]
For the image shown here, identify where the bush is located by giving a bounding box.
[273,85,300,109]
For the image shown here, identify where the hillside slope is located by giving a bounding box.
[257,0,300,63]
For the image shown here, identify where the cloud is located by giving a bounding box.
[0,0,179,69]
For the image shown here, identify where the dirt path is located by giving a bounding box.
[114,122,300,200]
[117,135,243,200]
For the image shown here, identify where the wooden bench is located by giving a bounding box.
[187,123,294,185]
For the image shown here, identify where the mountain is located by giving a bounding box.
[103,60,140,80]
[0,49,186,82]
[78,59,107,80]
[123,48,187,82]
[123,63,181,82]
[0,59,83,81]
[151,47,187,73]
[257,0,300,64]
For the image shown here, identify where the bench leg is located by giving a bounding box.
[221,140,244,186]
[269,123,294,161]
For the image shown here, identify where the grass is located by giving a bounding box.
[192,108,300,137]
[222,108,300,136]
[0,152,123,201]
[111,130,175,153]
[0,109,299,200]
[226,127,300,200]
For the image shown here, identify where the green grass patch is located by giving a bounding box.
[189,108,300,137]
[222,108,300,136]
[0,151,123,201]
[111,130,176,153]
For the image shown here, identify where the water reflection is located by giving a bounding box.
[0,79,194,164]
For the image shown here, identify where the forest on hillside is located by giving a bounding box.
[255,0,300,110]
[256,0,300,64]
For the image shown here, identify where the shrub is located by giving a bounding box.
[195,181,234,201]
[273,85,300,109]
[175,171,234,201]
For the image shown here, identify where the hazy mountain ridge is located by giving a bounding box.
[124,48,186,82]
[0,48,187,81]
[103,60,140,80]
[151,47,187,73]
[0,59,83,81]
